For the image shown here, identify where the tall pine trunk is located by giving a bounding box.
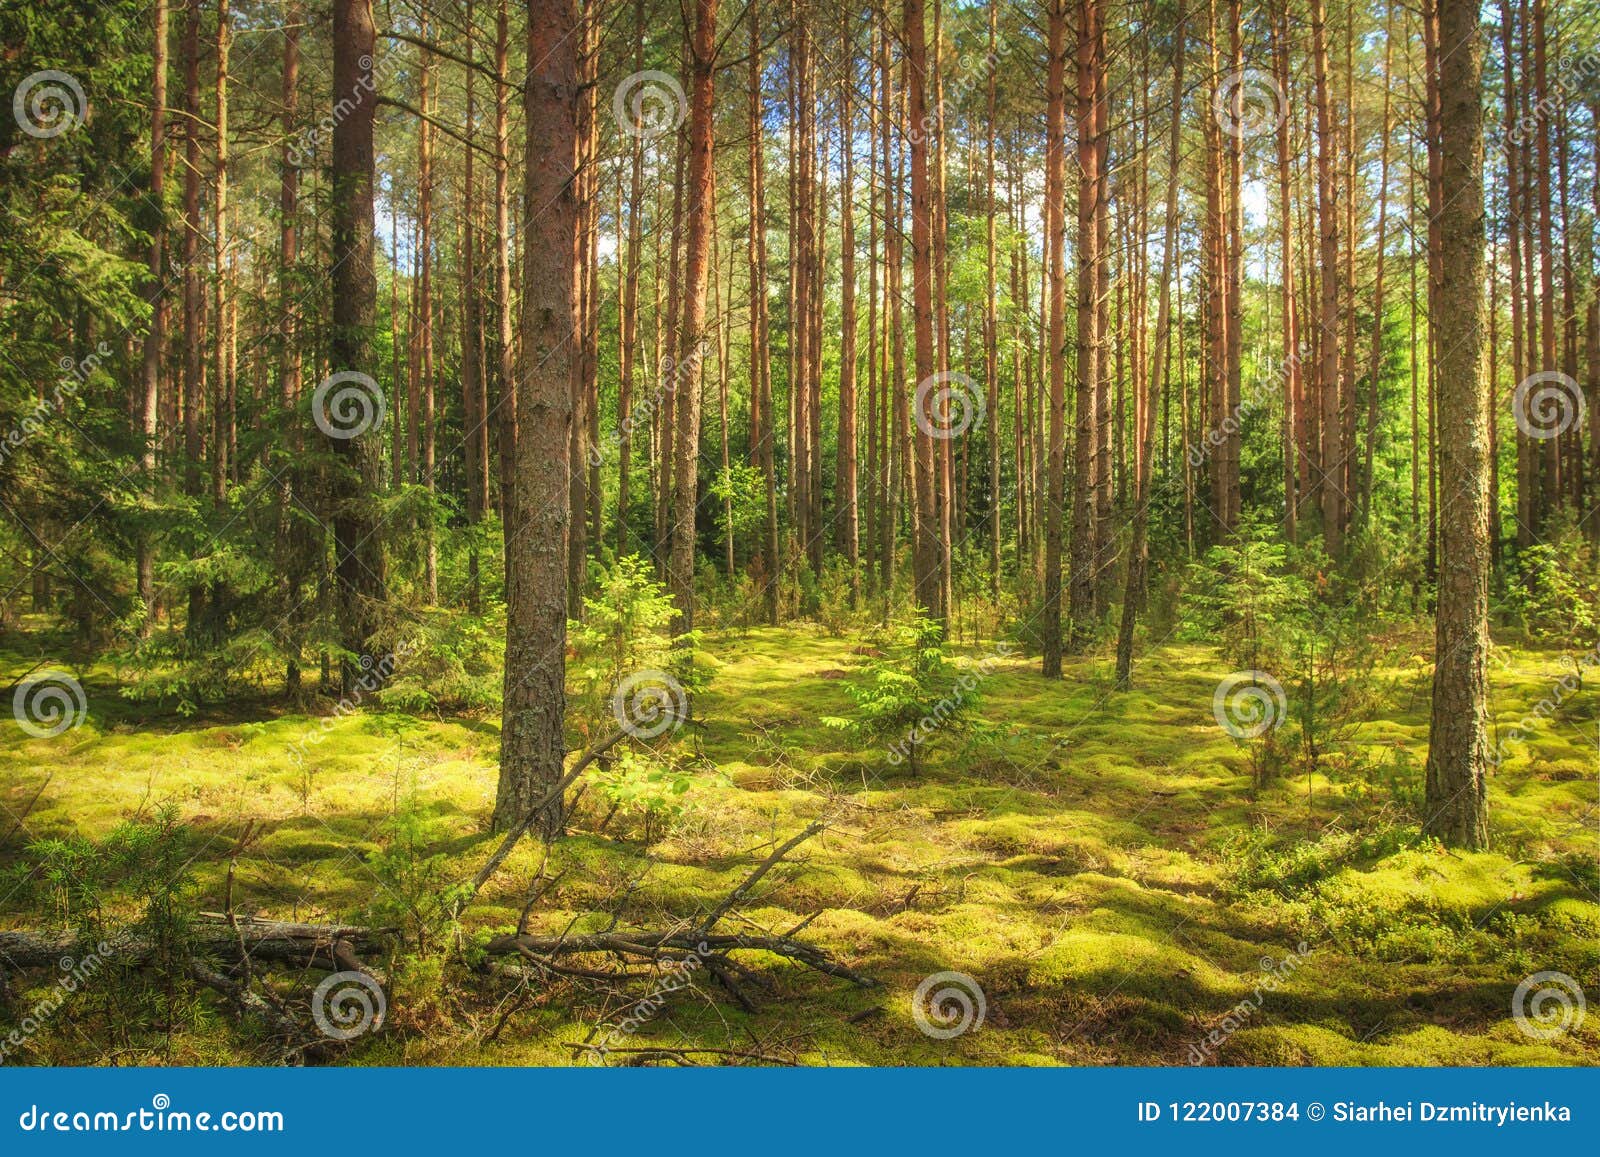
[1423,0,1490,850]
[905,0,942,625]
[328,0,388,694]
[667,0,721,636]
[496,0,579,837]
[1068,0,1102,649]
[1040,0,1068,677]
[136,0,168,634]
[1115,10,1183,690]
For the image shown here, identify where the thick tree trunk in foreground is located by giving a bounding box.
[667,0,720,636]
[328,0,388,694]
[1423,0,1490,850]
[495,0,579,837]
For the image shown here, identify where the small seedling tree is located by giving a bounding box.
[824,615,980,777]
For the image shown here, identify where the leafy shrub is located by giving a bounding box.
[5,808,200,1061]
[591,748,698,841]
[569,554,679,722]
[365,796,471,953]
[115,624,307,715]
[707,464,768,548]
[1182,521,1398,785]
[567,554,709,743]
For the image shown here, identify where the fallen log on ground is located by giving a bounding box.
[0,914,386,974]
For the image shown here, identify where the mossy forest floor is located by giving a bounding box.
[2,623,1597,1066]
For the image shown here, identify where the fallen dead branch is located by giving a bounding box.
[484,928,875,986]
[561,1042,797,1066]
[481,821,875,991]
